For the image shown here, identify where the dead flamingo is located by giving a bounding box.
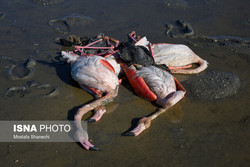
[129,31,208,74]
[152,43,208,74]
[61,51,119,150]
[121,63,186,136]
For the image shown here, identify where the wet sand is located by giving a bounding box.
[0,0,249,166]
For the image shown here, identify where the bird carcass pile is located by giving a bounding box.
[60,31,208,151]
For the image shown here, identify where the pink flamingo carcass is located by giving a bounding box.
[62,51,120,150]
[121,63,186,136]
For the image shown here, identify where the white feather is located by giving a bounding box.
[135,37,149,47]
[61,51,80,63]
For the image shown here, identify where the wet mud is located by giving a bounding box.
[49,13,95,34]
[5,58,36,80]
[0,56,17,69]
[5,80,59,98]
[0,0,249,166]
[184,71,241,100]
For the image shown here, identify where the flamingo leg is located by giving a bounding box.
[79,85,107,123]
[106,36,120,47]
[169,64,192,70]
[74,36,120,57]
[128,31,139,43]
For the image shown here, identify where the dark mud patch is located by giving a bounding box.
[59,35,90,47]
[166,20,194,38]
[183,71,240,100]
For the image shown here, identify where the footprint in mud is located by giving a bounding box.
[4,80,59,98]
[165,20,250,55]
[32,0,64,6]
[165,20,194,38]
[183,71,240,100]
[48,13,95,34]
[4,58,37,80]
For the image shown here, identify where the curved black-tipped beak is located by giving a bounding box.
[122,131,135,136]
[86,119,96,123]
[89,146,100,151]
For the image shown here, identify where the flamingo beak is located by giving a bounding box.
[123,117,151,136]
[74,129,100,151]
[80,138,100,151]
[86,106,106,123]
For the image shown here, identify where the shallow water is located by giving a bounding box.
[0,0,249,166]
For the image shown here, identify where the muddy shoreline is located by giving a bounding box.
[0,0,249,166]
